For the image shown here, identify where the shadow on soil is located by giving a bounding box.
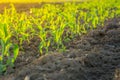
[12,18,120,80]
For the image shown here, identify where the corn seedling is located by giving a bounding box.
[0,23,19,74]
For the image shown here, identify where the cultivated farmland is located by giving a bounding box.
[0,0,120,80]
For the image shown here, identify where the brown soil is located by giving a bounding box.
[0,3,120,80]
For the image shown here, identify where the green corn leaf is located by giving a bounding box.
[0,40,5,55]
[4,43,12,56]
[12,44,19,63]
[0,64,6,74]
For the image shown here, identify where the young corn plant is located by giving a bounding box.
[37,25,50,55]
[0,23,19,74]
[51,23,65,50]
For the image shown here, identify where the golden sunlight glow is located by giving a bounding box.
[0,0,86,3]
